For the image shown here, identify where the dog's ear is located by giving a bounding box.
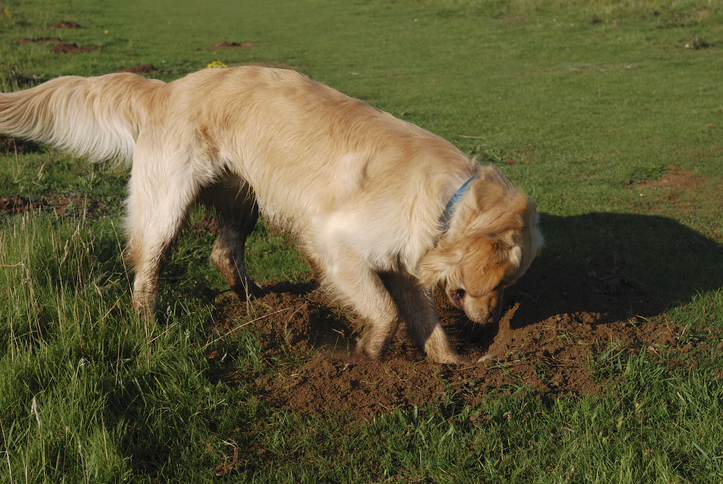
[461,235,517,297]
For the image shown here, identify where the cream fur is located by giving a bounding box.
[0,66,543,364]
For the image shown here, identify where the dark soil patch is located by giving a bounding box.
[52,42,96,54]
[51,20,82,29]
[15,37,96,54]
[0,195,42,215]
[628,169,708,190]
[1,193,109,217]
[0,135,43,154]
[625,169,720,216]
[206,257,716,420]
[116,64,160,75]
[203,41,254,50]
[15,37,62,46]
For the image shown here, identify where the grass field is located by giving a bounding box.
[1,0,722,482]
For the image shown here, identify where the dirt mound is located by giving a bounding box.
[628,169,708,190]
[52,42,96,54]
[203,41,254,50]
[51,20,82,29]
[116,64,159,74]
[206,259,712,419]
[0,195,42,215]
[15,37,96,54]
[15,37,62,46]
[1,193,108,217]
[0,135,42,154]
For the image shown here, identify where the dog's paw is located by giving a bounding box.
[232,279,263,300]
[353,337,384,360]
[476,353,496,364]
[426,352,468,365]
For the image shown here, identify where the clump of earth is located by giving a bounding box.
[205,255,702,420]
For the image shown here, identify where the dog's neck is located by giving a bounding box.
[440,175,478,232]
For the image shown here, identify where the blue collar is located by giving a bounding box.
[440,175,478,231]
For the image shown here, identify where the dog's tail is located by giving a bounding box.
[0,73,165,162]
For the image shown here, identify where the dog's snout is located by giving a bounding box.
[453,286,505,325]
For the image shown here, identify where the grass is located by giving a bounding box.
[1,0,722,482]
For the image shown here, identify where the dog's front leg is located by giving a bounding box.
[315,255,403,359]
[349,277,402,359]
[381,273,464,364]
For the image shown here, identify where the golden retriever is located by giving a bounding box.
[0,66,542,363]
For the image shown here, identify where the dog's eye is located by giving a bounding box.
[454,289,465,300]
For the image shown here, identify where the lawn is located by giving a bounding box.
[1,0,722,482]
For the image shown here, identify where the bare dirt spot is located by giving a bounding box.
[51,20,82,29]
[116,64,161,75]
[52,42,96,54]
[206,257,718,420]
[626,169,719,215]
[0,195,42,215]
[203,41,254,50]
[0,135,42,154]
[15,37,96,54]
[1,193,108,217]
[15,37,62,46]
[628,169,708,190]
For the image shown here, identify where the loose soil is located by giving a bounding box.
[115,64,163,75]
[207,258,718,420]
[0,134,41,154]
[627,168,708,190]
[0,193,109,217]
[203,41,254,50]
[15,37,96,54]
[51,21,82,29]
[3,192,719,418]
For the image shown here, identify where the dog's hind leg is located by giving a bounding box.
[125,148,202,321]
[200,175,261,299]
[381,273,463,364]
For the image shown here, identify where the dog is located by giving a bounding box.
[0,66,542,363]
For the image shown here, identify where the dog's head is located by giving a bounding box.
[419,168,543,324]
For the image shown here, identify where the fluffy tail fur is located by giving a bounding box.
[0,73,164,162]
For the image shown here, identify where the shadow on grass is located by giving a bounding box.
[517,212,723,318]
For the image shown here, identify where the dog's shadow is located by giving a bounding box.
[500,212,723,331]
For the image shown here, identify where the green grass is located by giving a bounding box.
[1,0,722,482]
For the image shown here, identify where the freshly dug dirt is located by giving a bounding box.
[116,64,160,74]
[0,135,42,154]
[627,169,708,190]
[0,193,108,217]
[15,37,96,54]
[0,195,42,215]
[51,42,96,54]
[51,21,82,29]
[206,257,715,419]
[15,37,62,46]
[203,42,254,50]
